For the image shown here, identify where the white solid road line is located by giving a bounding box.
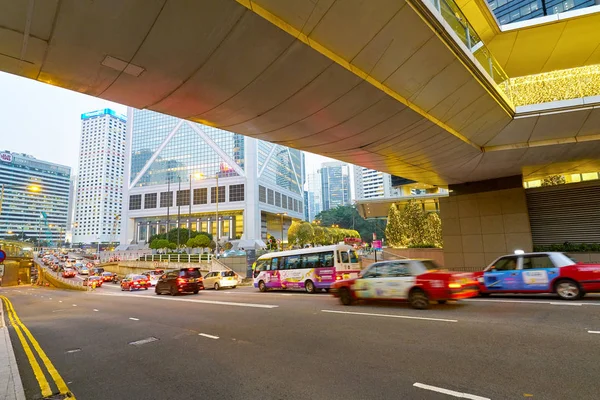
[93,292,279,309]
[129,317,140,321]
[588,331,600,334]
[199,333,219,340]
[414,383,490,400]
[321,310,458,323]
[466,299,598,306]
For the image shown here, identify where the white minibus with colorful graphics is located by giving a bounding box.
[253,245,361,293]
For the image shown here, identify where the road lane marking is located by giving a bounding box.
[92,292,279,308]
[1,296,52,397]
[52,309,66,313]
[588,331,600,334]
[199,333,219,340]
[129,317,140,321]
[72,304,77,307]
[129,337,158,346]
[549,302,582,306]
[414,383,490,399]
[59,300,62,303]
[321,310,457,323]
[65,348,81,354]
[1,295,76,399]
[93,309,99,312]
[466,299,600,306]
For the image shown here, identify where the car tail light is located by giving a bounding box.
[448,282,462,289]
[335,276,342,280]
[177,278,187,284]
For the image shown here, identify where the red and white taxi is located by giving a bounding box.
[475,252,600,300]
[121,274,151,291]
[331,259,478,309]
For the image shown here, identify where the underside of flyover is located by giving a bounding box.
[1,0,599,186]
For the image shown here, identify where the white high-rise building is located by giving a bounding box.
[73,109,127,244]
[305,172,322,221]
[353,166,400,200]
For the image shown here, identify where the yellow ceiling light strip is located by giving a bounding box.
[236,0,482,151]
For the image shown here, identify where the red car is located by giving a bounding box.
[101,272,117,282]
[331,259,478,309]
[475,252,600,300]
[62,268,76,278]
[121,274,151,291]
[83,276,103,287]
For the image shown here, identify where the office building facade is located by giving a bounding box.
[488,0,597,25]
[305,172,322,221]
[319,162,350,211]
[121,108,304,247]
[0,150,70,244]
[353,167,401,200]
[73,109,127,244]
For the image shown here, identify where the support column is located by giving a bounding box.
[244,138,260,241]
[441,175,532,270]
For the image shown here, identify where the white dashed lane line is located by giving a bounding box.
[199,333,219,340]
[413,383,490,400]
[129,317,140,321]
[588,331,600,334]
[93,309,99,312]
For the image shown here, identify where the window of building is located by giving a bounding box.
[267,188,274,205]
[193,188,208,205]
[210,186,225,204]
[229,184,244,202]
[282,194,288,209]
[160,191,173,208]
[275,192,281,207]
[288,197,293,210]
[259,185,266,203]
[144,193,157,209]
[129,195,141,210]
[176,189,190,206]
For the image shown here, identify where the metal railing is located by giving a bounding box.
[427,0,510,89]
[139,254,213,263]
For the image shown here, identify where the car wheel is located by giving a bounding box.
[121,286,124,291]
[232,286,236,289]
[214,283,220,291]
[144,287,148,290]
[193,289,199,294]
[155,288,161,295]
[339,287,354,306]
[258,280,267,292]
[555,279,581,300]
[437,300,447,304]
[305,280,316,294]
[170,286,177,296]
[409,289,429,310]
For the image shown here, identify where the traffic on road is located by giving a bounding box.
[2,247,599,399]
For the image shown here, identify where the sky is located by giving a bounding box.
[0,71,334,175]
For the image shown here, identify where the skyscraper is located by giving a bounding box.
[305,172,322,221]
[73,109,127,244]
[120,108,304,247]
[319,162,350,211]
[353,166,400,200]
[0,150,70,244]
[487,0,596,25]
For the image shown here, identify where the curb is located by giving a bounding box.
[0,298,27,400]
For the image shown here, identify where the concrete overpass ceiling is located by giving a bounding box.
[1,0,599,187]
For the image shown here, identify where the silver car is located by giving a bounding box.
[204,271,238,290]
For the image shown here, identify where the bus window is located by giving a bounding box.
[286,255,301,269]
[270,257,279,271]
[340,251,349,263]
[321,252,334,268]
[303,254,319,269]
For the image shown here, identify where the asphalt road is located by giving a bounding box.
[1,284,600,400]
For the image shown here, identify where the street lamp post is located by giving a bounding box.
[215,174,219,258]
[177,176,181,248]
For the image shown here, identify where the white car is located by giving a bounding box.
[204,270,238,290]
[146,274,160,287]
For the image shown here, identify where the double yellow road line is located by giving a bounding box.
[0,295,75,399]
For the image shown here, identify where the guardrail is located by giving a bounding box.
[139,254,213,263]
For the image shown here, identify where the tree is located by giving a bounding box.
[385,200,442,248]
[167,242,177,250]
[194,234,211,249]
[315,205,386,243]
[312,226,327,246]
[186,237,197,249]
[224,242,233,250]
[288,221,314,248]
[541,175,566,187]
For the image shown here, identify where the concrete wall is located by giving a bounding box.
[440,187,533,270]
[102,261,210,277]
[0,258,32,286]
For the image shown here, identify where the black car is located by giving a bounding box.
[155,268,204,296]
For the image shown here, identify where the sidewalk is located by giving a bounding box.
[0,297,26,400]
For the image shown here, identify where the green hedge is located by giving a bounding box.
[533,243,600,252]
